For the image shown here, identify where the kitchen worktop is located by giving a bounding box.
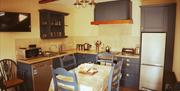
[17,49,140,64]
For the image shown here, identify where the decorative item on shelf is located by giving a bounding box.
[83,43,92,50]
[95,40,101,52]
[105,45,111,52]
[74,0,96,8]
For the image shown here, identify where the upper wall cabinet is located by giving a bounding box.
[141,6,168,32]
[39,9,69,39]
[141,4,176,32]
[91,0,132,25]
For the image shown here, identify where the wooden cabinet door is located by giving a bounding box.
[32,60,52,91]
[141,6,168,32]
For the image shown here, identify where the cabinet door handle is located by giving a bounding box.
[126,63,130,67]
[126,74,130,77]
[126,59,130,62]
[33,69,38,75]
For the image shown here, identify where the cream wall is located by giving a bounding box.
[0,0,76,60]
[0,0,141,60]
[173,0,180,81]
[142,0,176,5]
[73,0,141,51]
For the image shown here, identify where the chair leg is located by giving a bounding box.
[15,87,18,91]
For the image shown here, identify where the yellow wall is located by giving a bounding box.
[173,0,180,81]
[0,0,76,59]
[142,0,176,5]
[0,0,141,60]
[73,0,141,51]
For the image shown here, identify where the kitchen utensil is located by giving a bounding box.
[83,43,92,50]
[105,45,111,52]
[95,40,101,52]
[121,48,135,55]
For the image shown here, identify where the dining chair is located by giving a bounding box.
[52,67,78,91]
[96,52,114,66]
[0,59,24,91]
[60,54,77,70]
[108,60,123,91]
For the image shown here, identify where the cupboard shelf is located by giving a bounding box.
[91,20,133,25]
[39,9,69,39]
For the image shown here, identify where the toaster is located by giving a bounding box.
[122,48,135,55]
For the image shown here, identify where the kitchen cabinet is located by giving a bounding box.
[92,0,132,25]
[74,53,96,65]
[39,9,69,39]
[118,57,140,89]
[17,60,52,91]
[52,57,62,69]
[141,6,168,32]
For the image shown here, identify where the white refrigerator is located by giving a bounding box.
[139,33,166,91]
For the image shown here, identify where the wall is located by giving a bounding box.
[142,0,180,81]
[73,0,141,51]
[173,0,180,81]
[0,0,76,60]
[142,0,176,5]
[0,0,141,60]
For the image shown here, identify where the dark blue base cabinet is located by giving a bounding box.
[118,57,140,89]
[74,53,97,65]
[52,53,97,70]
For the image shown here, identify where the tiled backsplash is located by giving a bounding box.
[15,35,140,55]
[15,37,76,53]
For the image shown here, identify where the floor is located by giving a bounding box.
[120,87,139,91]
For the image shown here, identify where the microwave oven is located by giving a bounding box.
[18,48,40,59]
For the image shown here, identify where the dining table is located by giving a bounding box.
[48,63,113,91]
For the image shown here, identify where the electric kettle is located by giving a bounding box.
[105,45,111,52]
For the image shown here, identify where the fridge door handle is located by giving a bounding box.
[141,63,163,67]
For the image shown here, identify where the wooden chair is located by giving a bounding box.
[96,52,114,66]
[0,59,24,91]
[52,67,78,91]
[108,60,123,91]
[60,54,77,70]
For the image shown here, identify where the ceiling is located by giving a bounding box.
[47,0,118,6]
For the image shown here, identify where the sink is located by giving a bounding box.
[42,51,67,57]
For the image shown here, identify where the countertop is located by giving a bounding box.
[17,49,140,65]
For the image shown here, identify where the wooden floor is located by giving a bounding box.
[120,87,139,91]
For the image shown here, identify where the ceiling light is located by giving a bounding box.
[74,0,95,8]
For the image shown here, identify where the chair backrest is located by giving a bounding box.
[108,60,123,91]
[0,59,17,81]
[60,54,77,69]
[96,52,114,66]
[52,67,78,91]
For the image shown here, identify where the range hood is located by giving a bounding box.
[91,19,133,25]
[92,0,132,25]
